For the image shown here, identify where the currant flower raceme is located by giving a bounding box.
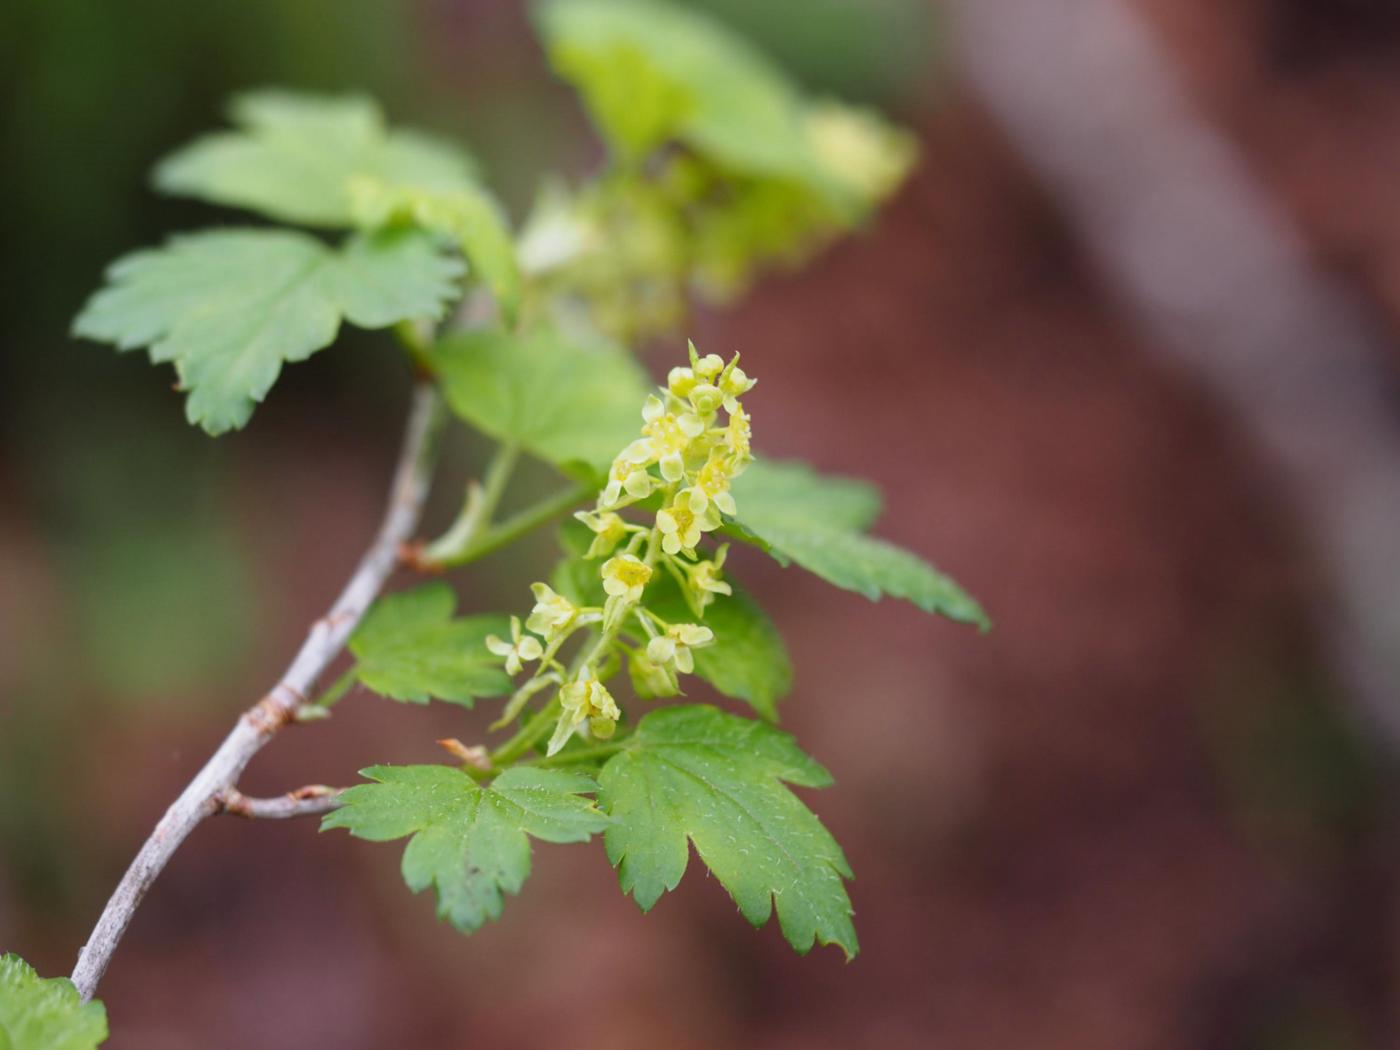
[494,342,756,760]
[485,616,544,676]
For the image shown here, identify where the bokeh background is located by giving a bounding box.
[4,1,1400,1047]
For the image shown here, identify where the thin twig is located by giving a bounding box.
[215,785,344,820]
[70,381,445,1001]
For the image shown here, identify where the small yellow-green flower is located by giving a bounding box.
[601,553,653,630]
[656,500,719,556]
[600,450,655,508]
[641,395,704,481]
[724,405,752,466]
[687,382,724,416]
[667,365,698,398]
[646,623,715,675]
[549,666,621,754]
[484,616,543,676]
[718,360,756,412]
[682,452,738,517]
[601,553,652,603]
[525,582,577,643]
[629,648,680,699]
[686,544,733,614]
[692,347,725,380]
[576,510,628,559]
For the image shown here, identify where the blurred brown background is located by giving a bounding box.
[3,1,1400,1047]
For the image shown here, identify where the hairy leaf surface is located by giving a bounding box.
[598,705,856,957]
[431,328,650,479]
[349,584,511,706]
[73,228,463,434]
[0,955,107,1050]
[323,766,608,933]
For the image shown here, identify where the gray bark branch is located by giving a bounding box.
[215,785,345,820]
[70,381,444,1001]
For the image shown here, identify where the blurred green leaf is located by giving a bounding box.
[536,0,823,181]
[350,584,512,706]
[0,955,107,1050]
[154,90,480,228]
[599,704,856,957]
[73,227,463,433]
[323,765,608,933]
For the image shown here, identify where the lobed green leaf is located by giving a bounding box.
[323,765,608,933]
[598,705,857,958]
[0,955,108,1050]
[349,584,512,707]
[72,227,463,434]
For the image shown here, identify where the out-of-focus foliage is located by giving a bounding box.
[0,956,107,1050]
[526,0,918,339]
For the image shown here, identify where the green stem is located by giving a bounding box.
[311,666,358,710]
[489,698,561,767]
[522,741,626,769]
[393,320,436,374]
[433,482,590,568]
[422,442,520,564]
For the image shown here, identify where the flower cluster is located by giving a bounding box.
[485,344,756,756]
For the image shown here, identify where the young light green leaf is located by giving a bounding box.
[73,227,464,434]
[0,955,108,1050]
[154,90,480,228]
[536,0,823,182]
[322,765,608,933]
[349,583,512,706]
[349,178,522,323]
[647,574,792,721]
[430,327,651,480]
[155,90,521,319]
[598,705,857,958]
